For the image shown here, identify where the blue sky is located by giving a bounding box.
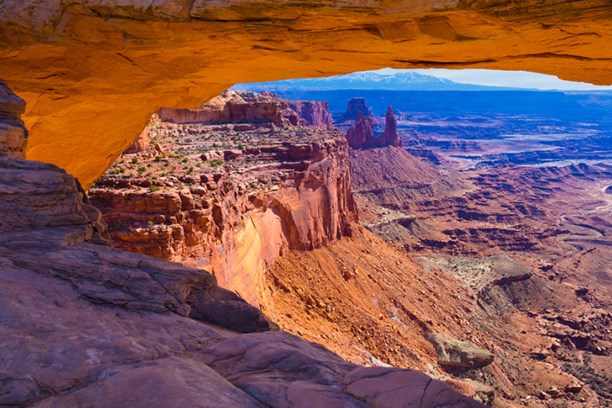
[396,68,612,91]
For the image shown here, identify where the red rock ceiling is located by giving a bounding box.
[0,0,610,187]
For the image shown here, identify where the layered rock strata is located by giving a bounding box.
[346,103,402,149]
[0,80,483,408]
[158,91,332,129]
[0,80,27,159]
[90,92,357,305]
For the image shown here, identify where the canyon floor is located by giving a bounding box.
[88,91,611,407]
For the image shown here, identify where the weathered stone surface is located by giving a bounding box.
[344,367,481,408]
[0,156,105,238]
[32,357,265,408]
[0,0,610,186]
[0,79,27,158]
[203,333,484,408]
[90,92,357,305]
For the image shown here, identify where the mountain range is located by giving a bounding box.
[233,70,526,92]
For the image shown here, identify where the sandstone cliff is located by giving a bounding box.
[158,91,332,129]
[90,93,357,305]
[0,80,27,159]
[0,74,483,408]
[345,104,402,149]
[342,97,373,122]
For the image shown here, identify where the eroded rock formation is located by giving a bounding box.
[342,97,373,122]
[0,78,483,408]
[381,106,401,147]
[0,0,610,186]
[90,92,357,305]
[346,105,403,149]
[0,80,27,159]
[345,111,374,149]
[157,91,331,129]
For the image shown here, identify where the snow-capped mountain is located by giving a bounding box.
[233,69,520,91]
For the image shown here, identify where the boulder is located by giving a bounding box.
[427,333,494,369]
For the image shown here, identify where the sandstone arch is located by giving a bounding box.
[0,0,610,187]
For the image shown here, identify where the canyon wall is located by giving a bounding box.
[90,93,357,305]
[0,81,483,407]
[158,91,332,129]
[0,0,610,186]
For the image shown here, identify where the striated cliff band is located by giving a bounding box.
[90,91,356,305]
[0,0,611,186]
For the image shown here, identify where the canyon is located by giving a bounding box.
[0,77,485,408]
[88,90,611,407]
[1,1,611,407]
[341,96,611,406]
[1,0,612,187]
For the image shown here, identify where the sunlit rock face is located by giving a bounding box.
[0,0,610,186]
[89,92,357,305]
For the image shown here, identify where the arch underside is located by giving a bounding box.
[0,0,610,187]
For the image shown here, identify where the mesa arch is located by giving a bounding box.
[0,0,610,188]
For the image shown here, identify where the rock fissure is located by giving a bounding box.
[418,378,434,408]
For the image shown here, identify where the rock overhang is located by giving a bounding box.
[0,0,610,187]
